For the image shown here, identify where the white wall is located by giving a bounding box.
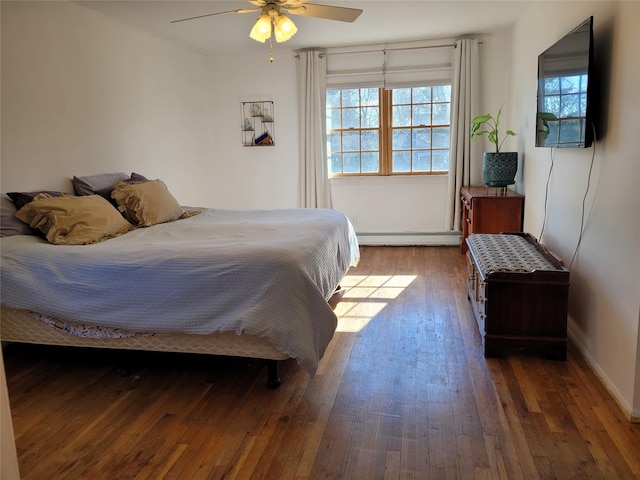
[1,1,213,207]
[509,1,640,419]
[204,51,300,210]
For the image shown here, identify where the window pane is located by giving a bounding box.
[412,128,431,149]
[546,121,559,144]
[543,96,561,117]
[326,90,341,108]
[343,107,360,129]
[432,150,450,171]
[392,129,411,150]
[544,77,560,95]
[343,130,360,151]
[392,88,411,105]
[361,88,379,105]
[362,107,379,128]
[328,153,342,174]
[432,85,451,102]
[327,131,341,153]
[559,119,581,143]
[327,109,341,130]
[362,152,379,173]
[392,105,411,127]
[343,153,360,173]
[560,94,580,117]
[561,76,581,94]
[412,87,431,103]
[362,130,379,151]
[413,104,431,126]
[432,103,450,125]
[413,150,430,172]
[342,89,360,107]
[392,151,410,172]
[432,127,450,149]
[579,93,587,117]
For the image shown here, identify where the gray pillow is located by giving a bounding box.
[7,190,66,209]
[72,172,130,196]
[1,194,34,237]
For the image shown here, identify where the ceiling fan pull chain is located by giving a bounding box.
[269,34,274,62]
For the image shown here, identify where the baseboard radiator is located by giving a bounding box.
[356,231,460,246]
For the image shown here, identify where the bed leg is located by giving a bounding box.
[266,360,281,389]
[116,352,136,377]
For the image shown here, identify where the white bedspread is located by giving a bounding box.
[0,208,360,375]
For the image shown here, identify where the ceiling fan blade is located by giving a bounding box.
[170,8,258,24]
[285,3,362,22]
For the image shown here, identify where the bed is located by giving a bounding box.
[0,178,359,387]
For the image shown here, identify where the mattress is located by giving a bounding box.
[1,207,360,375]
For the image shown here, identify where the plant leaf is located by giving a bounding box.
[537,112,558,121]
[471,114,492,125]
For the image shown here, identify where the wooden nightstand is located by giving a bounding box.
[460,186,524,253]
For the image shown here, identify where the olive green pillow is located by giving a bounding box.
[111,179,183,227]
[15,194,133,245]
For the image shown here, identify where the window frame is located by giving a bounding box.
[327,85,451,177]
[540,73,589,147]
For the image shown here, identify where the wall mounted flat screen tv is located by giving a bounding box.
[536,16,594,148]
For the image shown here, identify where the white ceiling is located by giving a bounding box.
[76,1,530,56]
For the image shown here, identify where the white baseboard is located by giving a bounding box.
[567,317,639,422]
[356,231,461,246]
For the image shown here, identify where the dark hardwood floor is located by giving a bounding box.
[4,246,640,479]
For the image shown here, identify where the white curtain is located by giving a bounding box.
[295,49,331,209]
[446,39,480,230]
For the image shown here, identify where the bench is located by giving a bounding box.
[465,232,570,359]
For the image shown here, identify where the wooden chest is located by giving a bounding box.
[465,233,570,359]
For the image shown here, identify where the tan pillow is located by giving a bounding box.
[15,194,133,245]
[111,179,183,227]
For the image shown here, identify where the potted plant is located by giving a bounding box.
[471,106,518,187]
[536,111,558,146]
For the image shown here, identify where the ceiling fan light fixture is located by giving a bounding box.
[274,13,297,43]
[249,12,272,43]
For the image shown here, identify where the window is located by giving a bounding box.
[541,74,588,146]
[327,85,451,176]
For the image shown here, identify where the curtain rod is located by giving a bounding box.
[325,40,482,57]
[295,40,482,58]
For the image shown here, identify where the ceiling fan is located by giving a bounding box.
[171,0,363,44]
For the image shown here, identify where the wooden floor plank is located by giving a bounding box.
[4,246,640,479]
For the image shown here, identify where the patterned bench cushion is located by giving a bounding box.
[467,234,562,275]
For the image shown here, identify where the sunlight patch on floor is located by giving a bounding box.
[335,274,417,333]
